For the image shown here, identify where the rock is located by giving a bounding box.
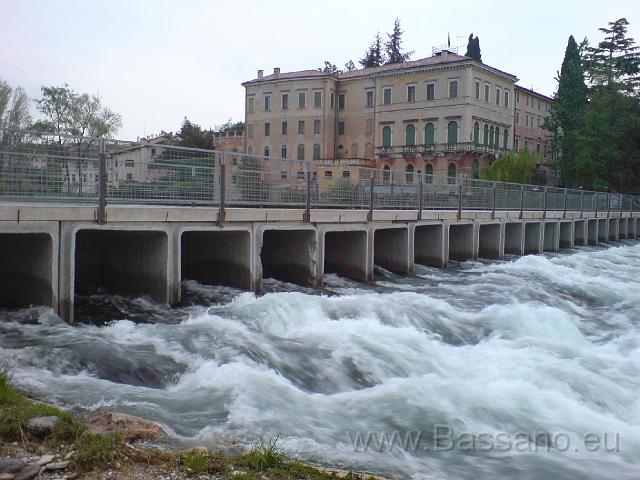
[0,473,16,480]
[45,461,69,470]
[87,411,166,442]
[36,454,55,466]
[0,459,25,474]
[64,474,78,479]
[14,466,39,480]
[26,416,59,437]
[64,451,75,461]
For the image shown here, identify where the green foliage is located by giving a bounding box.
[218,118,245,132]
[327,178,358,204]
[480,149,541,184]
[233,438,286,471]
[320,61,341,74]
[180,448,227,477]
[176,117,214,148]
[465,33,482,61]
[236,155,270,202]
[74,433,125,471]
[385,18,413,64]
[360,31,385,68]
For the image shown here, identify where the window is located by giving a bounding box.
[449,80,458,99]
[314,120,321,134]
[365,118,373,135]
[485,84,490,102]
[383,165,391,184]
[516,91,520,104]
[383,87,392,105]
[447,163,457,184]
[503,129,509,149]
[297,171,305,180]
[281,171,287,180]
[324,170,333,178]
[495,128,500,148]
[407,85,416,102]
[526,96,529,107]
[424,123,435,146]
[405,164,414,183]
[338,121,345,135]
[516,111,519,125]
[281,145,287,158]
[473,122,480,146]
[515,137,519,151]
[298,120,305,134]
[247,146,253,155]
[472,159,479,179]
[483,124,489,145]
[298,92,306,108]
[337,145,344,159]
[425,163,433,183]
[495,88,500,106]
[426,83,435,101]
[330,93,334,109]
[525,115,529,127]
[489,126,494,146]
[504,91,509,108]
[125,159,134,167]
[151,148,156,156]
[342,170,350,178]
[313,144,321,160]
[248,96,254,113]
[247,124,253,139]
[536,143,541,153]
[382,126,392,147]
[282,93,288,110]
[405,124,415,146]
[314,91,322,108]
[126,173,133,180]
[282,121,288,135]
[366,90,374,108]
[297,144,305,160]
[475,81,480,99]
[447,121,458,145]
[264,122,270,136]
[264,95,271,111]
[351,143,358,157]
[264,146,270,157]
[338,94,345,109]
[537,118,540,129]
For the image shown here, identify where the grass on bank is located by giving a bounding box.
[0,366,379,479]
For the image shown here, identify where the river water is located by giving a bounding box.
[1,243,640,479]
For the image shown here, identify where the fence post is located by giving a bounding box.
[491,182,496,219]
[418,172,423,220]
[620,193,623,216]
[218,151,225,223]
[563,189,568,219]
[519,185,524,219]
[97,138,107,224]
[457,181,463,220]
[607,192,610,218]
[304,161,311,222]
[542,186,547,219]
[580,191,584,218]
[367,169,374,221]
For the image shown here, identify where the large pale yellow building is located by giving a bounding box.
[243,51,518,181]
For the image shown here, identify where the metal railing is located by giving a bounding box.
[0,129,639,223]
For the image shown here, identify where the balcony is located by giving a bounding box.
[377,143,511,157]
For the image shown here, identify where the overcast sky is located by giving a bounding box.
[1,0,638,140]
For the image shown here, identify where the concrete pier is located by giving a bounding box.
[477,222,502,260]
[619,218,628,239]
[631,218,638,239]
[373,226,410,273]
[609,218,619,241]
[560,221,573,249]
[587,219,598,246]
[320,226,370,282]
[524,222,542,254]
[413,223,445,267]
[543,222,559,252]
[447,223,475,261]
[504,222,524,255]
[598,219,608,243]
[574,220,586,246]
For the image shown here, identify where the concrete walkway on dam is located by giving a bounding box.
[0,203,638,322]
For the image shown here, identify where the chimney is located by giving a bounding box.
[441,50,449,59]
[273,67,280,77]
[257,69,264,79]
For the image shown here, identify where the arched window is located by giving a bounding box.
[337,145,345,159]
[313,143,321,160]
[424,123,435,146]
[264,146,270,157]
[483,124,489,145]
[503,129,509,150]
[495,128,500,149]
[297,144,305,160]
[472,159,479,179]
[405,124,415,146]
[383,164,391,184]
[489,126,495,147]
[351,143,358,158]
[447,163,457,184]
[281,145,287,158]
[405,164,414,183]
[365,143,373,158]
[447,121,458,145]
[382,126,392,147]
[425,163,434,183]
[473,122,480,146]
[247,146,253,155]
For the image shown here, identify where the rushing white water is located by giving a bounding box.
[2,243,640,479]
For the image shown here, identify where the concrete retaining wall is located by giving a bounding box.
[413,223,445,267]
[504,222,524,256]
[320,227,370,282]
[373,226,410,273]
[524,222,542,254]
[477,223,502,260]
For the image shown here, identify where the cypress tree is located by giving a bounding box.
[465,33,482,61]
[359,31,385,68]
[385,18,413,64]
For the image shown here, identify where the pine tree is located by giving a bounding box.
[359,32,385,68]
[465,33,482,61]
[384,18,413,64]
[344,60,357,72]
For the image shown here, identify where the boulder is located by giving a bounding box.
[14,466,40,480]
[0,459,25,474]
[87,411,166,442]
[26,416,59,437]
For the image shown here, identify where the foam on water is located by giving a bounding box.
[1,244,640,479]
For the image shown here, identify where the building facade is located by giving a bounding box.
[513,85,556,185]
[243,51,518,181]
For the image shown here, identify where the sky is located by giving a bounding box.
[1,0,638,140]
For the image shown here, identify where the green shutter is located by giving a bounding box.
[425,123,435,146]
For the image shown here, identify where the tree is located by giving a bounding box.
[465,33,482,62]
[385,18,413,64]
[0,79,32,131]
[0,80,12,125]
[360,31,385,68]
[319,61,341,74]
[176,117,213,149]
[218,118,244,132]
[344,60,357,72]
[480,149,542,184]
